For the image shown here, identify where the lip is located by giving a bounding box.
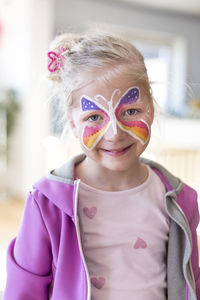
[99,144,133,156]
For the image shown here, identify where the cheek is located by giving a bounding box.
[81,119,110,150]
[117,119,150,145]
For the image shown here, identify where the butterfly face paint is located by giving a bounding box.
[80,87,150,150]
[115,89,149,144]
[81,97,111,149]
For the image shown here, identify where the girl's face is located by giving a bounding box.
[70,75,154,172]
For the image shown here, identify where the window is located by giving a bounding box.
[134,37,187,117]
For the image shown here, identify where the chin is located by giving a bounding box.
[101,158,136,172]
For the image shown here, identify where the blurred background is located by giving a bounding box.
[0,0,200,297]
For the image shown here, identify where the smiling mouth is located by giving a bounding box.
[100,144,133,156]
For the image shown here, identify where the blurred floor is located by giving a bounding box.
[0,198,24,298]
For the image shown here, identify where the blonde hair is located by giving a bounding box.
[47,31,153,131]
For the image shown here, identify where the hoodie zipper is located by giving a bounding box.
[165,190,196,300]
[74,179,91,300]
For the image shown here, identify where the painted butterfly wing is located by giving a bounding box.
[81,97,104,112]
[117,119,149,144]
[81,97,111,150]
[117,87,140,106]
[114,87,149,144]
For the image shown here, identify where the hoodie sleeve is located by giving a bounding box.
[3,191,53,300]
[190,196,200,300]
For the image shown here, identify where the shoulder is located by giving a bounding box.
[30,153,86,212]
[177,183,199,227]
[141,157,199,223]
[141,157,181,191]
[29,174,75,219]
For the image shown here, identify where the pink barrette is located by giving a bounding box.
[47,46,68,73]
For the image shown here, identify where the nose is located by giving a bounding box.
[103,123,127,141]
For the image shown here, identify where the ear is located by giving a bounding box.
[148,101,154,126]
[67,112,78,138]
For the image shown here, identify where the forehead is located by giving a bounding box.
[73,75,146,109]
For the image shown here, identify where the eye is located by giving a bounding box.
[88,114,101,122]
[124,108,137,116]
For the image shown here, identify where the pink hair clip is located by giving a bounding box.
[47,46,68,73]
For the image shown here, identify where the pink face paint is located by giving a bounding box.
[116,117,150,145]
[114,88,149,144]
[80,87,150,150]
[81,97,110,149]
[81,118,110,149]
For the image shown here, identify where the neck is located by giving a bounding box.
[76,157,148,191]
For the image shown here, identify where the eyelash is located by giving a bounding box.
[124,108,138,116]
[87,114,102,122]
[85,108,139,122]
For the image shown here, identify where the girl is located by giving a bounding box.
[3,32,200,300]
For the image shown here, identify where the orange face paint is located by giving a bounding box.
[80,87,149,150]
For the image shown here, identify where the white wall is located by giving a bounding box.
[0,0,55,198]
[55,0,200,99]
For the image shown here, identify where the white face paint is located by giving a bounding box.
[94,88,121,135]
[80,86,150,150]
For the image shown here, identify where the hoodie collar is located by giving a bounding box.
[33,153,183,217]
[140,157,183,194]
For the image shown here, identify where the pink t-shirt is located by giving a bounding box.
[78,166,169,300]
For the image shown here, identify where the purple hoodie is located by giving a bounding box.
[3,154,200,300]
